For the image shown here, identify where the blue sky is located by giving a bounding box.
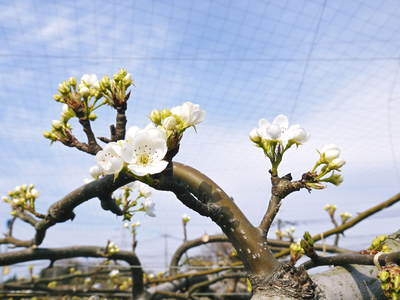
[0,0,400,273]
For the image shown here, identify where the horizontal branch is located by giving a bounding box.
[0,245,144,298]
[1,172,135,248]
[302,251,400,270]
[275,192,400,258]
[169,234,354,275]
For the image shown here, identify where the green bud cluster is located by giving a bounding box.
[378,265,400,300]
[114,185,151,222]
[2,184,39,213]
[43,119,73,144]
[99,68,134,107]
[105,241,120,256]
[369,235,391,253]
[289,241,304,264]
[300,232,316,258]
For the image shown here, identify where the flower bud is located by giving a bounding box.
[30,188,39,198]
[100,75,111,90]
[161,109,172,119]
[267,124,281,139]
[78,83,90,97]
[68,77,77,87]
[51,120,63,130]
[249,128,261,143]
[89,165,103,179]
[150,110,162,124]
[58,82,69,95]
[53,94,63,102]
[324,204,337,216]
[182,214,191,224]
[320,144,341,162]
[340,212,352,223]
[88,112,97,121]
[330,158,345,169]
[162,116,177,130]
[378,270,390,282]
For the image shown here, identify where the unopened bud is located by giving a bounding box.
[69,77,77,87]
[249,128,261,143]
[182,214,191,224]
[51,120,63,130]
[162,116,177,130]
[88,112,97,121]
[150,110,162,124]
[53,94,63,102]
[161,109,172,119]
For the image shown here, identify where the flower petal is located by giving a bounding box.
[272,114,289,130]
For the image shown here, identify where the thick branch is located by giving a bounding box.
[169,234,354,275]
[153,162,280,277]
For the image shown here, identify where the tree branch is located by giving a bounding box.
[259,174,305,236]
[275,192,400,258]
[78,118,102,154]
[153,162,280,277]
[302,251,400,270]
[1,173,135,248]
[0,245,144,298]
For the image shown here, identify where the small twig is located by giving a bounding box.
[78,118,102,154]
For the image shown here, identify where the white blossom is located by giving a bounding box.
[122,126,168,177]
[89,165,103,179]
[143,198,156,217]
[78,83,90,97]
[331,158,346,168]
[162,116,177,130]
[81,74,99,88]
[131,181,152,198]
[30,188,39,198]
[95,143,124,175]
[320,144,341,162]
[171,102,205,128]
[254,114,308,146]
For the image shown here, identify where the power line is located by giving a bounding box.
[290,0,327,119]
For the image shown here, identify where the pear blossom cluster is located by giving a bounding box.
[2,184,39,213]
[308,144,346,189]
[249,114,309,174]
[44,69,133,143]
[105,241,120,256]
[89,101,205,180]
[150,101,206,134]
[111,181,156,221]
